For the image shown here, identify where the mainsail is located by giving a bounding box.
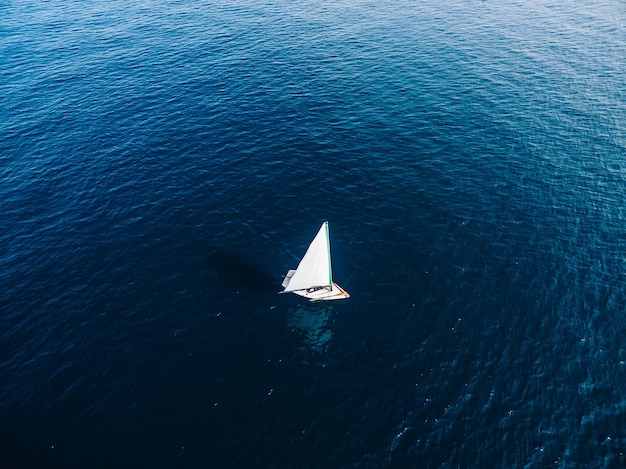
[283,222,331,292]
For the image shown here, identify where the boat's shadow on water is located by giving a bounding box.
[207,250,277,294]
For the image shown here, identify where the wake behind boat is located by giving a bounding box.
[281,222,350,301]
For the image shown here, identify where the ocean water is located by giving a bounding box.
[2,0,626,466]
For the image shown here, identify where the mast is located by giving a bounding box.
[325,221,333,286]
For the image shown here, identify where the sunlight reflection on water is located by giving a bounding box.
[287,303,334,354]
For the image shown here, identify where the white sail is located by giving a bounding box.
[282,222,349,301]
[283,222,331,292]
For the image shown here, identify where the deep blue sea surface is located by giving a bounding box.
[3,0,626,467]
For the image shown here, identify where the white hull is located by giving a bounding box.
[292,282,350,301]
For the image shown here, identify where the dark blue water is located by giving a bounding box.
[3,0,626,466]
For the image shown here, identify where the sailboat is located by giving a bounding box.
[281,222,350,301]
